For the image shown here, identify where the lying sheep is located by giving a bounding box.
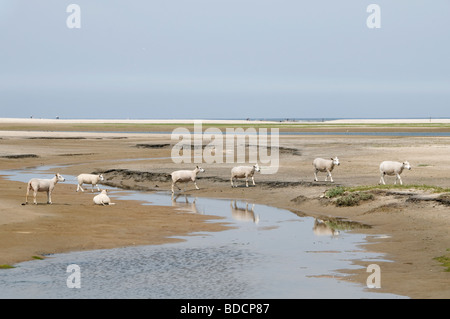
[379,161,411,185]
[171,166,205,193]
[76,173,104,192]
[93,189,115,206]
[231,164,261,188]
[313,157,340,182]
[25,173,65,205]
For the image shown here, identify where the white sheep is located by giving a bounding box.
[25,173,65,205]
[230,164,261,188]
[379,161,411,185]
[171,166,205,193]
[76,173,104,192]
[313,157,340,182]
[93,189,115,206]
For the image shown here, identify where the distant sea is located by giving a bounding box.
[51,117,450,122]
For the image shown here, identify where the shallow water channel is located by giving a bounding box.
[0,166,406,298]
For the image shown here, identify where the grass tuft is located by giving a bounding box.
[434,249,450,272]
[335,192,374,207]
[324,183,450,207]
[0,264,15,269]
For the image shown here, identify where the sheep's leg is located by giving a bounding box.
[314,170,319,182]
[231,177,234,188]
[172,181,181,193]
[194,181,199,190]
[380,173,386,185]
[77,184,85,192]
[327,170,334,183]
[25,185,30,204]
[245,176,249,187]
[33,190,38,205]
[396,174,403,185]
[47,190,52,204]
[251,176,255,186]
[91,184,95,192]
[95,183,101,192]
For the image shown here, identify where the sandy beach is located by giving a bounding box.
[0,118,449,299]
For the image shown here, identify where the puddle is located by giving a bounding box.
[0,166,406,299]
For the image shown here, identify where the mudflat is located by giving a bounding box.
[0,120,449,299]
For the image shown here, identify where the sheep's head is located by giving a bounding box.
[331,157,340,166]
[254,164,261,172]
[196,166,205,173]
[56,173,65,182]
[403,161,411,170]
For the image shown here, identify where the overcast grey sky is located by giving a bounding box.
[0,1,449,119]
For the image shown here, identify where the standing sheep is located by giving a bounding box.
[313,157,340,182]
[76,173,104,192]
[171,166,205,193]
[379,161,411,185]
[93,189,115,206]
[25,173,66,205]
[231,164,261,188]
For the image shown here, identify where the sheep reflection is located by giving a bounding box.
[313,219,340,237]
[171,194,201,214]
[230,200,259,224]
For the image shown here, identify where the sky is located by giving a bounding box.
[0,1,449,119]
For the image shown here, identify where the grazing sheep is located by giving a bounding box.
[93,189,115,206]
[379,161,411,185]
[171,166,205,193]
[231,164,261,188]
[313,157,340,182]
[25,173,65,205]
[76,173,104,192]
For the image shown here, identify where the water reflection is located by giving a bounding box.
[230,200,260,224]
[313,219,340,237]
[0,166,405,299]
[171,194,201,214]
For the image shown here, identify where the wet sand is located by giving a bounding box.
[0,120,449,299]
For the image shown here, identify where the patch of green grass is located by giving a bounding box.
[325,186,346,198]
[434,249,450,272]
[325,184,450,207]
[32,256,44,260]
[335,192,374,207]
[340,184,450,194]
[0,264,15,269]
